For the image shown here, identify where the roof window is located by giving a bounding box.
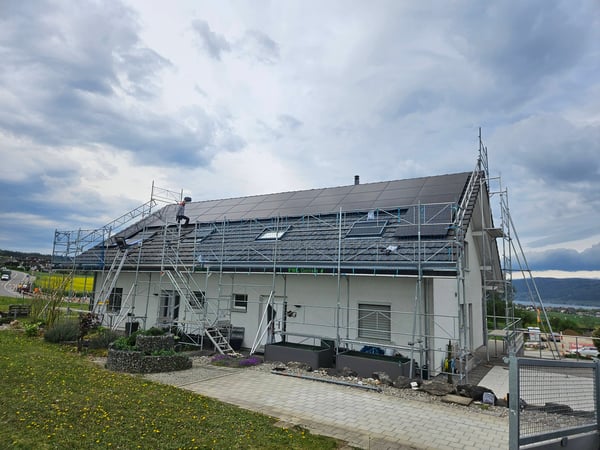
[257,227,289,240]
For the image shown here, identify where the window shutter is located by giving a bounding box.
[358,304,391,341]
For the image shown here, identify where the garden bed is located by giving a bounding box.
[336,350,412,378]
[264,342,334,369]
[106,334,192,374]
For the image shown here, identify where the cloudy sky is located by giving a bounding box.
[1,0,599,277]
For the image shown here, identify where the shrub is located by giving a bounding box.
[142,327,166,336]
[24,322,43,337]
[111,335,138,351]
[87,328,121,350]
[44,319,79,343]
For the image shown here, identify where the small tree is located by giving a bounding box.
[32,273,73,328]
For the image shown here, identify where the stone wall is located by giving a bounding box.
[136,335,175,354]
[106,334,192,374]
[106,349,192,373]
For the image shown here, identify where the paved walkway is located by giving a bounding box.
[146,366,508,449]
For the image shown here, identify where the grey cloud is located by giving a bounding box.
[256,114,303,142]
[278,115,302,131]
[527,243,600,271]
[378,1,598,120]
[237,29,280,64]
[452,1,595,108]
[489,115,600,249]
[0,1,243,168]
[492,115,600,187]
[385,89,443,118]
[191,19,231,60]
[119,47,173,99]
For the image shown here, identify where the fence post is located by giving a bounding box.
[508,355,519,450]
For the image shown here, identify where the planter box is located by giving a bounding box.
[336,350,412,378]
[264,342,334,369]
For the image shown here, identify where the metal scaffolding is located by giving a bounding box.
[51,130,544,375]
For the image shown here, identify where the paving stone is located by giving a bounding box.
[149,366,508,449]
[441,394,473,406]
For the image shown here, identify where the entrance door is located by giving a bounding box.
[258,295,284,345]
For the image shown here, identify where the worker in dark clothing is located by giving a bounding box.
[176,199,190,225]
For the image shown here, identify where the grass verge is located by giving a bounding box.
[0,330,340,449]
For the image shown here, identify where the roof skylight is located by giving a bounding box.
[257,227,289,240]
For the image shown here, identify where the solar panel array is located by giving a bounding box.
[71,172,476,275]
[145,172,471,226]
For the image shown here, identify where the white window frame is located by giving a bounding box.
[232,293,248,312]
[107,287,123,313]
[256,226,289,240]
[159,290,180,320]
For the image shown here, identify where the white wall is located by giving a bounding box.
[98,270,422,350]
[96,256,485,361]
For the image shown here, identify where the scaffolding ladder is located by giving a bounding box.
[160,222,237,355]
[93,245,129,318]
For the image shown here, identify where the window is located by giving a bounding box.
[159,290,180,320]
[257,227,289,240]
[358,303,391,341]
[107,288,123,313]
[192,291,205,308]
[232,293,248,312]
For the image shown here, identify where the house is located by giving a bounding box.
[53,159,504,378]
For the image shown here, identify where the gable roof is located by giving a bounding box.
[70,171,483,276]
[158,171,471,224]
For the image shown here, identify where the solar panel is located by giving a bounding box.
[125,230,157,245]
[394,224,449,239]
[346,220,387,238]
[194,227,215,241]
[147,172,470,224]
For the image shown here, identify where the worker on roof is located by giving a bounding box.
[176,197,190,225]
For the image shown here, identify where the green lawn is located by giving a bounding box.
[0,331,340,449]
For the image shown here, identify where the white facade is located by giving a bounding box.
[98,248,485,373]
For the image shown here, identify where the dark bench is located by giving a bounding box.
[7,304,31,318]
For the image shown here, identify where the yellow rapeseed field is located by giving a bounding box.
[34,273,94,294]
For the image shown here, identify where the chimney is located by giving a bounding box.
[354,175,360,185]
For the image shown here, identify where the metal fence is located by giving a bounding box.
[509,356,600,449]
